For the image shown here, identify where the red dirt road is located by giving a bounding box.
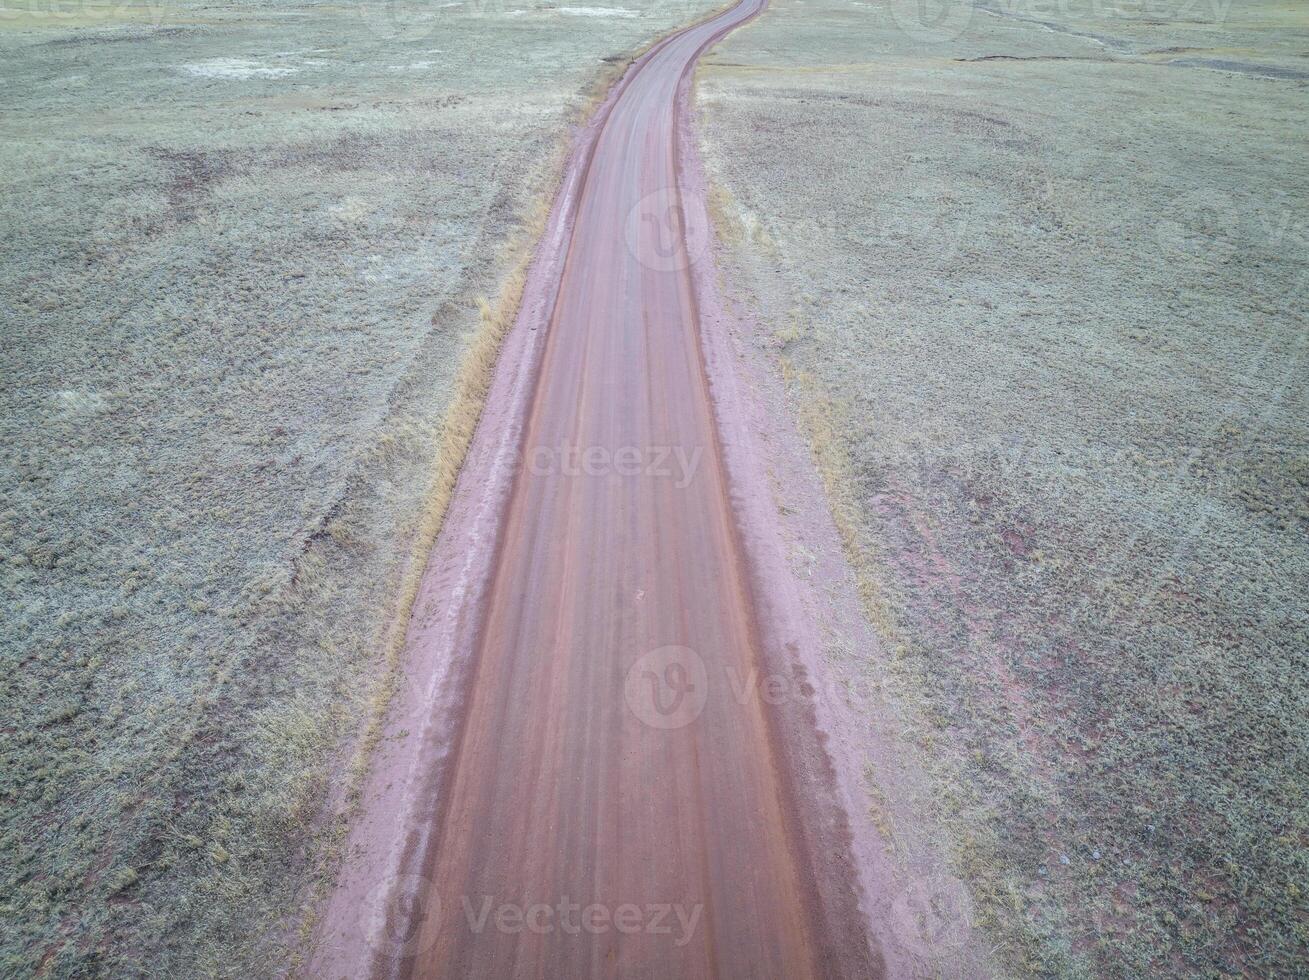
[319,2,881,977]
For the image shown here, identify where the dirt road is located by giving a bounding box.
[319,2,880,976]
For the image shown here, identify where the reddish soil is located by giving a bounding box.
[308,3,888,977]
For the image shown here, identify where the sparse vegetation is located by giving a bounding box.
[699,0,1309,975]
[0,0,715,974]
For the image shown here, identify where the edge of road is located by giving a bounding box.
[682,25,996,979]
[671,28,901,977]
[300,4,763,975]
[303,0,991,972]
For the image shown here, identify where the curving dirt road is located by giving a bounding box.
[319,2,881,977]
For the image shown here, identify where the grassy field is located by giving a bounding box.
[697,0,1308,975]
[0,0,714,974]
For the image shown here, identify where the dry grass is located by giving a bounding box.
[285,197,549,968]
[698,0,1309,975]
[0,1,720,975]
[347,207,545,791]
[777,357,902,646]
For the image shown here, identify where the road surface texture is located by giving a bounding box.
[310,0,883,977]
[405,1,878,977]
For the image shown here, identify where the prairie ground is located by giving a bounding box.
[698,0,1307,975]
[0,0,714,973]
